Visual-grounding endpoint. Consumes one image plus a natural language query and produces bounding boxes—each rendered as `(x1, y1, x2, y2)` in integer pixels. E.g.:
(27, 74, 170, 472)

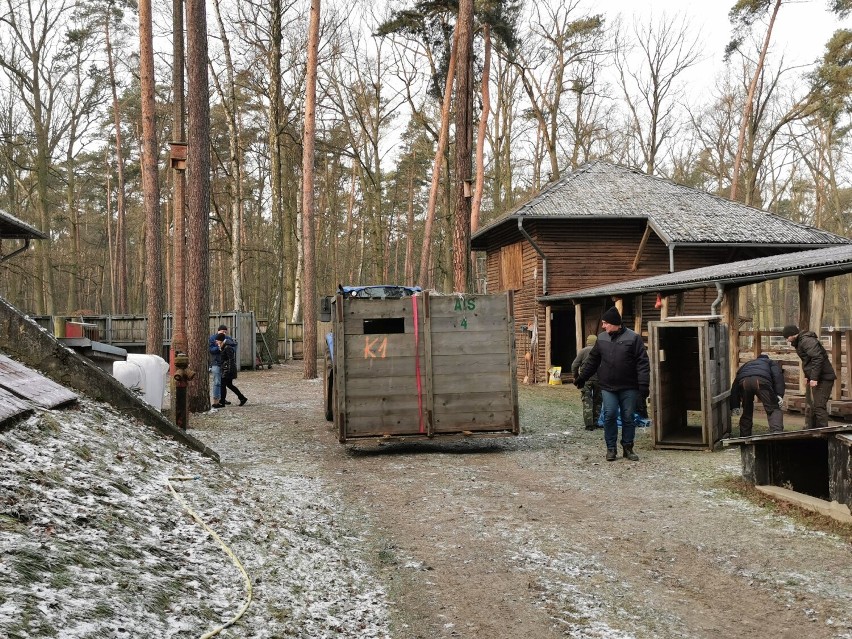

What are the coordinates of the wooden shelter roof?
(0, 209, 46, 240)
(472, 161, 851, 250)
(540, 245, 852, 302)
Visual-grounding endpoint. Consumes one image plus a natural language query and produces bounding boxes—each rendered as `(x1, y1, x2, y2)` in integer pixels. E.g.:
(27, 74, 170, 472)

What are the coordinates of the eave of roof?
(0, 210, 47, 240)
(539, 245, 852, 303)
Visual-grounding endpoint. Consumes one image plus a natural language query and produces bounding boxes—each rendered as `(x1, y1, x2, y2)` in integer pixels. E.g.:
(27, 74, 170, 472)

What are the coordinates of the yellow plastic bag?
(548, 366, 562, 385)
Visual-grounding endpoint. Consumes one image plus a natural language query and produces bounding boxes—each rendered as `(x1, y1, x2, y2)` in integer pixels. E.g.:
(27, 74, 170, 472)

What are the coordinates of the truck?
(320, 286, 519, 443)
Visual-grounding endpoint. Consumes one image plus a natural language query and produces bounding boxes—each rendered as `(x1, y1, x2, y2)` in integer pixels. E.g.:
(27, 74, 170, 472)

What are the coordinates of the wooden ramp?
(0, 386, 34, 427)
(0, 354, 78, 409)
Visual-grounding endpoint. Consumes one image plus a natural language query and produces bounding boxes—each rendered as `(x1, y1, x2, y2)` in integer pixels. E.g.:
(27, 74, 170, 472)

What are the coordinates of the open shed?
(471, 161, 849, 384)
(545, 245, 852, 421)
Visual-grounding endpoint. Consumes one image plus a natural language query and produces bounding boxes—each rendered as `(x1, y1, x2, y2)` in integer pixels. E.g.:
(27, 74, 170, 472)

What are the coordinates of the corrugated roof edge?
(539, 245, 852, 302)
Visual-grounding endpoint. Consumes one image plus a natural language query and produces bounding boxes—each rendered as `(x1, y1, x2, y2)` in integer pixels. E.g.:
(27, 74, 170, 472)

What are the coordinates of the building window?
(499, 243, 522, 290)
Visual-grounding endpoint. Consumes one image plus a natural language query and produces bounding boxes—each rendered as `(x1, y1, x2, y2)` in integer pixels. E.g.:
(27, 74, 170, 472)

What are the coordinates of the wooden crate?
(331, 291, 519, 443)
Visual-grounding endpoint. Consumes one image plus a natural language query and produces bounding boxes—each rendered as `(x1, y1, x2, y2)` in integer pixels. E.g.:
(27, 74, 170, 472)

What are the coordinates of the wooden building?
(470, 161, 850, 383)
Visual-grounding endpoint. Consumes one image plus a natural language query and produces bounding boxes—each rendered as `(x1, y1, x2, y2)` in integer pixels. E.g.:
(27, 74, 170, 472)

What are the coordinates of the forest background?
(1, 0, 852, 404)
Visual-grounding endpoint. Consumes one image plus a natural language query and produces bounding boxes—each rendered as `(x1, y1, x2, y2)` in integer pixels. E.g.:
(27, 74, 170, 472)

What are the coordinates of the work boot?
(622, 445, 639, 461)
(606, 448, 617, 461)
(238, 396, 248, 406)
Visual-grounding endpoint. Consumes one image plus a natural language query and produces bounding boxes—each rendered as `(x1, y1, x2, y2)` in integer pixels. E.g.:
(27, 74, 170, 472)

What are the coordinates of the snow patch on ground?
(0, 399, 391, 638)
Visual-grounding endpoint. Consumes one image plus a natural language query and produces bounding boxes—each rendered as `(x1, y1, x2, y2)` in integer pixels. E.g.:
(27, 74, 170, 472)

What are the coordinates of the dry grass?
(718, 476, 852, 544)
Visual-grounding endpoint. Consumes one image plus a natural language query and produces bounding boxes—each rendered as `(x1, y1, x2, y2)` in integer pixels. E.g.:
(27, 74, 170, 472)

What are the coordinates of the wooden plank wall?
(337, 293, 518, 440)
(480, 219, 806, 384)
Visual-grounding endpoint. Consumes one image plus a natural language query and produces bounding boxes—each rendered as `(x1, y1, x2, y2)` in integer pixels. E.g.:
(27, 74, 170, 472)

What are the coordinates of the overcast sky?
(600, 0, 851, 88)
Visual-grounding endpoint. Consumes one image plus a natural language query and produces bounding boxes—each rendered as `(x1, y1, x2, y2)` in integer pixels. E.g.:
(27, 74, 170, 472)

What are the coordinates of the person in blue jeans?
(574, 306, 650, 462)
(209, 324, 233, 408)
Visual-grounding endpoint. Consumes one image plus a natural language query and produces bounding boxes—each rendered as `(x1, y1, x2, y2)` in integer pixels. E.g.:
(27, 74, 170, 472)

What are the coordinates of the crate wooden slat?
(0, 354, 77, 409)
(332, 291, 519, 442)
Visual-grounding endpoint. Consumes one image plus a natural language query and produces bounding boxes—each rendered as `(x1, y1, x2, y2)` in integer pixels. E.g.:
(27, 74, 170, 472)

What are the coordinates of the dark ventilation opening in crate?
(363, 317, 405, 334)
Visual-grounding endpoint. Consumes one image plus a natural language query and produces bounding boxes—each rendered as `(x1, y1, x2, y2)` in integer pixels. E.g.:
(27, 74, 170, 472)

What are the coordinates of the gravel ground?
(2, 360, 851, 638)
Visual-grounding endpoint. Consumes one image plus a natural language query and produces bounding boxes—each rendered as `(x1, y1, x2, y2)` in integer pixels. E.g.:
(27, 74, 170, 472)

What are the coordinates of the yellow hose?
(167, 476, 253, 638)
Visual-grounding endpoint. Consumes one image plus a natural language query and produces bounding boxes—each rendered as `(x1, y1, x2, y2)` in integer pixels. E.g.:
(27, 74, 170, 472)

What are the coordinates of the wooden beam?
(832, 330, 842, 401)
(675, 292, 685, 316)
(614, 297, 623, 316)
(721, 286, 739, 384)
(809, 278, 826, 334)
(633, 295, 643, 335)
(631, 223, 652, 272)
(575, 303, 584, 352)
(846, 331, 852, 401)
(544, 304, 552, 377)
(798, 276, 811, 333)
(659, 295, 669, 320)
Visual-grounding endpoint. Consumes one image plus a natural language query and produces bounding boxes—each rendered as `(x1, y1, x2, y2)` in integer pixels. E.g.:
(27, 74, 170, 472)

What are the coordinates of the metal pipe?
(710, 281, 724, 315)
(517, 218, 547, 295)
(0, 238, 31, 263)
(668, 244, 675, 273)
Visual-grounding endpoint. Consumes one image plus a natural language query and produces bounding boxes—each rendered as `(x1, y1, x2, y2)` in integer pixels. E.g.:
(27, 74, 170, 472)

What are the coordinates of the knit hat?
(585, 334, 597, 346)
(217, 324, 228, 331)
(601, 306, 622, 325)
(781, 325, 799, 338)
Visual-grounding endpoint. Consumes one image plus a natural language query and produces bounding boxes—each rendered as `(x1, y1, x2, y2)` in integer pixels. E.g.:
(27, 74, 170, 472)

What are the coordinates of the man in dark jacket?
(571, 334, 601, 430)
(209, 324, 236, 408)
(729, 353, 785, 437)
(782, 325, 836, 429)
(574, 306, 650, 462)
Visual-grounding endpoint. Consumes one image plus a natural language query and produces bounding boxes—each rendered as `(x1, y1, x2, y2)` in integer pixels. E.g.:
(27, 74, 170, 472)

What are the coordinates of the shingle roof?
(540, 245, 852, 302)
(472, 161, 851, 247)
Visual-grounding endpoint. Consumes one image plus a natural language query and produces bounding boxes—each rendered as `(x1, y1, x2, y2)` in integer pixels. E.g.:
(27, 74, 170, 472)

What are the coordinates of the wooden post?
(797, 277, 811, 393)
(675, 292, 685, 316)
(798, 276, 811, 333)
(831, 330, 842, 401)
(845, 330, 852, 400)
(544, 304, 552, 377)
(614, 297, 623, 316)
(753, 329, 762, 358)
(809, 279, 826, 334)
(575, 302, 583, 352)
(633, 294, 643, 336)
(659, 295, 669, 320)
(722, 286, 739, 385)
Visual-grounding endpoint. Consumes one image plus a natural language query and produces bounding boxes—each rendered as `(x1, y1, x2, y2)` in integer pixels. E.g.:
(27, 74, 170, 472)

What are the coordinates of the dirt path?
(193, 363, 852, 639)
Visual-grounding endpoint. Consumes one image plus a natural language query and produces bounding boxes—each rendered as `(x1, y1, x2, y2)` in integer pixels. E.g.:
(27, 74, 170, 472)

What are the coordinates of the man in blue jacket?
(729, 353, 785, 437)
(574, 306, 650, 462)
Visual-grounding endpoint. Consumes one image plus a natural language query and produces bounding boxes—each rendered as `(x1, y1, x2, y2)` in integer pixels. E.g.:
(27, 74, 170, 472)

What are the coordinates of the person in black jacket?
(215, 335, 247, 407)
(782, 325, 836, 429)
(574, 306, 650, 462)
(729, 353, 785, 437)
(571, 334, 601, 430)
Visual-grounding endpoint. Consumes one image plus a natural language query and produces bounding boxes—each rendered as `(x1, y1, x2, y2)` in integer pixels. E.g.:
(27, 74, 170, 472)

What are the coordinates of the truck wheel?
(323, 346, 334, 422)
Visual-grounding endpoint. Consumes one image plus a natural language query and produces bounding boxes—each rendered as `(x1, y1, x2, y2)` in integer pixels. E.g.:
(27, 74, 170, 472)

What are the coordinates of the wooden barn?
(470, 161, 851, 383)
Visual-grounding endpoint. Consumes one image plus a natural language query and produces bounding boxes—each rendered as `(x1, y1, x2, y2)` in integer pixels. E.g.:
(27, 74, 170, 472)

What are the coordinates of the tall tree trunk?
(452, 0, 474, 293)
(419, 29, 458, 290)
(105, 16, 129, 313)
(301, 0, 320, 379)
(212, 0, 244, 311)
(730, 0, 781, 202)
(185, 0, 211, 411)
(404, 156, 416, 286)
(471, 23, 491, 236)
(140, 0, 164, 354)
(171, 0, 187, 355)
(265, 0, 284, 359)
